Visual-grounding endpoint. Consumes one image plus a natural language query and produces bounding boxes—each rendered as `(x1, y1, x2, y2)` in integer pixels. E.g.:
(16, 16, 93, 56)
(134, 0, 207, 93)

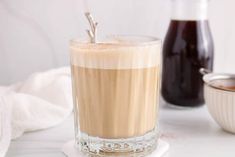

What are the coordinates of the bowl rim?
(203, 73, 235, 92)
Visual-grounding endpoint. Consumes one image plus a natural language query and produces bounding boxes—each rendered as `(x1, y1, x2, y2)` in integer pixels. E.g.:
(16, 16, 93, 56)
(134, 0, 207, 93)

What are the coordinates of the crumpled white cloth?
(0, 67, 73, 157)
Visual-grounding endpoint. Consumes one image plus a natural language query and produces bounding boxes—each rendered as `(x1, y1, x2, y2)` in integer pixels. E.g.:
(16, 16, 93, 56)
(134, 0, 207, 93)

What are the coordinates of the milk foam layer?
(70, 42, 161, 69)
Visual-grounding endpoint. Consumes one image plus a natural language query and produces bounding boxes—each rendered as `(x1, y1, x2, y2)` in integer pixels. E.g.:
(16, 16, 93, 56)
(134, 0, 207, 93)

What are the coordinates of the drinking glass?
(69, 35, 161, 156)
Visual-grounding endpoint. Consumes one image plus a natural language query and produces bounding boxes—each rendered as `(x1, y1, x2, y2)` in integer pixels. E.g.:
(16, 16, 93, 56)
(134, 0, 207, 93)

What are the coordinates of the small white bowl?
(202, 70, 235, 134)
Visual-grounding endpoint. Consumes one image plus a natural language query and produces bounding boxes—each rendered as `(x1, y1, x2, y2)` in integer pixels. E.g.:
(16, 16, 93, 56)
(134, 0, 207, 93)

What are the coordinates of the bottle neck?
(171, 0, 209, 21)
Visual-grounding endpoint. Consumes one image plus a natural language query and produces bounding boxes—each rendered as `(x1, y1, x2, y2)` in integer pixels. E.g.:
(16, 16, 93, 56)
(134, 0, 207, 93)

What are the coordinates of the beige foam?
(70, 42, 161, 69)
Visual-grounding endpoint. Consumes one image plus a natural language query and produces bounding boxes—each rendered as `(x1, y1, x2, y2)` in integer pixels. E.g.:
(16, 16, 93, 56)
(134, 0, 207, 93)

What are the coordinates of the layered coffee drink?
(70, 36, 161, 156)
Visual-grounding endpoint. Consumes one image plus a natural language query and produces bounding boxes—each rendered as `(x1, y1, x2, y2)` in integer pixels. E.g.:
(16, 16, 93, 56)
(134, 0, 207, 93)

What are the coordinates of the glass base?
(75, 129, 158, 157)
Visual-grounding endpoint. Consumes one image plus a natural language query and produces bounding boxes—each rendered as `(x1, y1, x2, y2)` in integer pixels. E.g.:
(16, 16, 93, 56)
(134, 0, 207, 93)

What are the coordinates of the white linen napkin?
(0, 67, 73, 157)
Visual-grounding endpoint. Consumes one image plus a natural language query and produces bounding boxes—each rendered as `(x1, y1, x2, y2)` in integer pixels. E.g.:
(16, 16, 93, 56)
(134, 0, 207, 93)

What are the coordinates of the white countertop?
(6, 103, 235, 157)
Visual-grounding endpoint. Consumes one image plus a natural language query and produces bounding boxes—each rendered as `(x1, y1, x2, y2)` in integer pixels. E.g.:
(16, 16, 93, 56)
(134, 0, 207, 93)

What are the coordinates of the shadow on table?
(159, 101, 234, 138)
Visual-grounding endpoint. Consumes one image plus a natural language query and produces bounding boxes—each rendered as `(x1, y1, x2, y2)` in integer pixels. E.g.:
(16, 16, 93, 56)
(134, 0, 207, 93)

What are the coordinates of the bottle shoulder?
(163, 20, 214, 55)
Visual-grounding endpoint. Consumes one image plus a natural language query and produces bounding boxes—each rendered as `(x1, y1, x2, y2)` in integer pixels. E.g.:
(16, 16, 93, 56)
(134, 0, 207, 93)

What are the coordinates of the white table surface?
(6, 103, 235, 157)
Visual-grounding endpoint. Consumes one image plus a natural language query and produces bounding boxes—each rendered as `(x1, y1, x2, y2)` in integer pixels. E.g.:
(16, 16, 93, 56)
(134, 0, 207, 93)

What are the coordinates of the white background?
(0, 0, 233, 84)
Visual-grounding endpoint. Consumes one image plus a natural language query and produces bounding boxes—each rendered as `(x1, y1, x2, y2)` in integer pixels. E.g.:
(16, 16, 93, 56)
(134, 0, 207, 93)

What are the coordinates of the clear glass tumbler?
(69, 36, 162, 156)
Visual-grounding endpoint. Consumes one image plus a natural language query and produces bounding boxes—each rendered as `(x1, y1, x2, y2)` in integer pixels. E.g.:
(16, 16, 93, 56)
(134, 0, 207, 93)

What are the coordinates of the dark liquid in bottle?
(162, 20, 214, 107)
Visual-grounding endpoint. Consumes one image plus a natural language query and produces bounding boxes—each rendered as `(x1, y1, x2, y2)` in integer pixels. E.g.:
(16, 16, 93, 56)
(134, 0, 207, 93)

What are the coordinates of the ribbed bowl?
(204, 84, 235, 133)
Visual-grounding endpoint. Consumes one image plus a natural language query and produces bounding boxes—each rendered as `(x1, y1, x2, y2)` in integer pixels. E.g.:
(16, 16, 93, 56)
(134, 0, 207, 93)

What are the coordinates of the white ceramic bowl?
(203, 71, 235, 134)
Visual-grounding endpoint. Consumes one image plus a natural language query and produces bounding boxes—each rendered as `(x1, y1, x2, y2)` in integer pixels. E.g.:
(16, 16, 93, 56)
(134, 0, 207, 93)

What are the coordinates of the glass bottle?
(162, 0, 214, 107)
